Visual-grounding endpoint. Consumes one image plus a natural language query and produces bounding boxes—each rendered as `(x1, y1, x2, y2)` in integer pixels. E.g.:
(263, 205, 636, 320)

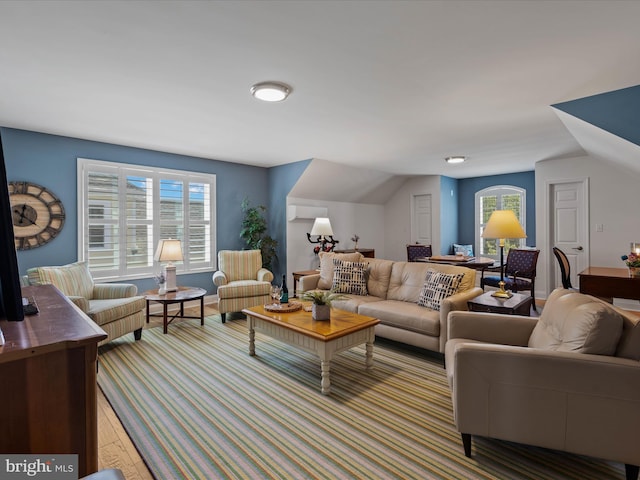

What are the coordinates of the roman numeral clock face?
(9, 181, 66, 250)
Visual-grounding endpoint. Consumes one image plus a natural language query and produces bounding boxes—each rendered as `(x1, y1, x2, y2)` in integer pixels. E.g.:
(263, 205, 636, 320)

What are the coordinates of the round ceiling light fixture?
(445, 156, 466, 164)
(250, 81, 292, 102)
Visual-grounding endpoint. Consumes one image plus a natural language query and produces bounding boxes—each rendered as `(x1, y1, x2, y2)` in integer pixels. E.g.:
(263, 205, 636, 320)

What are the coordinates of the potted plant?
(301, 290, 347, 320)
(240, 197, 278, 271)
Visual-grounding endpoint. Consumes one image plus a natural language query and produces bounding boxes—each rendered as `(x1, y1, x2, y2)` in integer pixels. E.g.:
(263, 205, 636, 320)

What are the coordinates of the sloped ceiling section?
(553, 109, 640, 173)
(289, 159, 411, 204)
(553, 85, 640, 147)
(552, 84, 640, 172)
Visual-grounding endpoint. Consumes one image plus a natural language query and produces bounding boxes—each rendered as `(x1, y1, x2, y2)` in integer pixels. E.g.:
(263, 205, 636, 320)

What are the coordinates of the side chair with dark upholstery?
(553, 247, 573, 289)
(481, 248, 540, 309)
(406, 244, 432, 262)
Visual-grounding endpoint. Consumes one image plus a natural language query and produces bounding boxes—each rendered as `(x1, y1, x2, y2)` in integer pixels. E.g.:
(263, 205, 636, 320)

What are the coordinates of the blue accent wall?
(458, 171, 536, 247)
(553, 84, 640, 147)
(267, 159, 312, 280)
(0, 127, 270, 294)
(440, 176, 459, 255)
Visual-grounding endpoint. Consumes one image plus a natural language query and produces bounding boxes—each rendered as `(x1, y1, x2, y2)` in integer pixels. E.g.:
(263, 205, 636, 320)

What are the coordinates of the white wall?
(286, 196, 384, 291)
(384, 176, 441, 261)
(536, 153, 640, 307)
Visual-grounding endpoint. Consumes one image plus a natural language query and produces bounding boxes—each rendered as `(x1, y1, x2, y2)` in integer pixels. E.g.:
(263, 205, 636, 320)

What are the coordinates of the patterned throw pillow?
(418, 270, 465, 311)
(331, 260, 369, 295)
(453, 243, 474, 257)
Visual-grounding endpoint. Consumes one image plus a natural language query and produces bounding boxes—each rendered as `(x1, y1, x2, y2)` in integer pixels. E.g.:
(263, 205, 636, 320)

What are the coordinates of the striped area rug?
(98, 317, 624, 480)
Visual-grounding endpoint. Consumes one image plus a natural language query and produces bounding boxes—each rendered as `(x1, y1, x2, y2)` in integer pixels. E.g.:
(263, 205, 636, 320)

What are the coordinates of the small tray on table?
(264, 302, 303, 313)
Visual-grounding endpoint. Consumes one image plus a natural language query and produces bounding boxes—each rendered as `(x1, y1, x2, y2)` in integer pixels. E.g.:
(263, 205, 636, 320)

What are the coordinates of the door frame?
(545, 177, 590, 294)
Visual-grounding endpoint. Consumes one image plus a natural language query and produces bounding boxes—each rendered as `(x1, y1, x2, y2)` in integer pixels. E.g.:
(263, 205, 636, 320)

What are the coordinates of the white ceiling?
(1, 0, 639, 179)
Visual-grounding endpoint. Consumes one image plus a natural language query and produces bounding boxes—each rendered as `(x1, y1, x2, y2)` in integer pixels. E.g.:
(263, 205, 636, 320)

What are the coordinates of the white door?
(413, 194, 432, 245)
(550, 180, 589, 290)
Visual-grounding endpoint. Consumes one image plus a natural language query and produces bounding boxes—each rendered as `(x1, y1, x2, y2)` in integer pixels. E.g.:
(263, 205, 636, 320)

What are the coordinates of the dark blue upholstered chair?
(406, 244, 432, 262)
(481, 248, 540, 310)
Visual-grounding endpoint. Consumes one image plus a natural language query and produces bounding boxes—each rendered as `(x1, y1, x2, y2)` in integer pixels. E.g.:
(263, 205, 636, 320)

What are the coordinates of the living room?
(2, 1, 640, 479)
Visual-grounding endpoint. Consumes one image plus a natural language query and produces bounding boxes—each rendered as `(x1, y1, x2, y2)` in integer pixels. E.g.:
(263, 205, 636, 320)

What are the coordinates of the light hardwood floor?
(97, 303, 221, 479)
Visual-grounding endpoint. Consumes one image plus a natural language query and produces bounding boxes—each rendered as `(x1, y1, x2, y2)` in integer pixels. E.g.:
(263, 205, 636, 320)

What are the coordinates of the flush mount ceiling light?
(445, 156, 466, 164)
(250, 81, 292, 102)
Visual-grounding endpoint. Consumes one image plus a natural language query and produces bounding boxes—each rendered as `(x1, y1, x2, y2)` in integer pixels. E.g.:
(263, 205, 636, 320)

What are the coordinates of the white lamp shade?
(481, 210, 527, 239)
(154, 239, 183, 262)
(310, 217, 334, 236)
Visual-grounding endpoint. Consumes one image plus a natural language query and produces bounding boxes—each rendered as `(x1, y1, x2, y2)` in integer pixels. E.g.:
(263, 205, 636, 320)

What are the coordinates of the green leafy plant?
(240, 197, 278, 271)
(301, 290, 347, 306)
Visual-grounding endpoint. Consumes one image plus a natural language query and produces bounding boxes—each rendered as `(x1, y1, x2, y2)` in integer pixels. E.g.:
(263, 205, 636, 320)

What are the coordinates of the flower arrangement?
(351, 234, 360, 250)
(313, 243, 336, 255)
(621, 252, 640, 268)
(153, 272, 166, 285)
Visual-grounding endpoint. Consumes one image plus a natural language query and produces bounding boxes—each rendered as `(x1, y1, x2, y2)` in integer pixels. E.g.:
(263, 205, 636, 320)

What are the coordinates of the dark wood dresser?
(0, 284, 107, 477)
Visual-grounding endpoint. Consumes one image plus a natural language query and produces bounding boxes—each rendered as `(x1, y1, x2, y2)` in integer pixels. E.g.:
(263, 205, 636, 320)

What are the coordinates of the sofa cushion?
(331, 260, 368, 295)
(88, 296, 146, 326)
(217, 280, 272, 299)
(615, 312, 640, 360)
(359, 299, 441, 336)
(363, 258, 394, 299)
(27, 261, 95, 299)
(317, 252, 363, 289)
(528, 291, 624, 355)
(387, 262, 474, 303)
(417, 270, 465, 311)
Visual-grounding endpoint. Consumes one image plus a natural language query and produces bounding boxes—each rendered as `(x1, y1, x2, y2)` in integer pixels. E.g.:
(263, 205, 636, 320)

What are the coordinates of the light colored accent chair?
(212, 249, 274, 323)
(26, 261, 146, 346)
(445, 288, 640, 480)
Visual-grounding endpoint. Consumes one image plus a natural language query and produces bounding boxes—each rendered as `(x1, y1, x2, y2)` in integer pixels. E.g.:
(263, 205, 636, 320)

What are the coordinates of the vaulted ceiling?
(1, 1, 639, 179)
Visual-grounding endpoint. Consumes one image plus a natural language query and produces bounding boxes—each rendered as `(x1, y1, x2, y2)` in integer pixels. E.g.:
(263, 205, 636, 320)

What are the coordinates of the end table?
(145, 286, 207, 334)
(467, 291, 533, 317)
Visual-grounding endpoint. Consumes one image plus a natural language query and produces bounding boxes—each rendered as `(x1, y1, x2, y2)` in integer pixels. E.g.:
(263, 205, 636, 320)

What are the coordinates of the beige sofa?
(299, 252, 482, 353)
(445, 288, 640, 479)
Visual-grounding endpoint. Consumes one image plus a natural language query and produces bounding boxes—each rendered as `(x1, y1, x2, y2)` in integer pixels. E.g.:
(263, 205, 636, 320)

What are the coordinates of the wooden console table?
(0, 284, 107, 477)
(578, 266, 640, 303)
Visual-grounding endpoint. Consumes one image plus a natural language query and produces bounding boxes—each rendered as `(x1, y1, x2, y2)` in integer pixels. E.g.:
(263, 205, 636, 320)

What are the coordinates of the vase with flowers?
(351, 234, 360, 251)
(621, 252, 640, 278)
(154, 272, 167, 294)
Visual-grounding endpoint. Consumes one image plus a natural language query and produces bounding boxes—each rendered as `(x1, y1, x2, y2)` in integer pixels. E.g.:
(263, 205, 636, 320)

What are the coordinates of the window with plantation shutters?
(475, 185, 525, 260)
(77, 158, 216, 281)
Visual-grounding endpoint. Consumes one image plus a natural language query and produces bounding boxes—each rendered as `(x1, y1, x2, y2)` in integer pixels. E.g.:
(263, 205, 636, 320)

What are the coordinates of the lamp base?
(163, 264, 178, 292)
(491, 281, 512, 298)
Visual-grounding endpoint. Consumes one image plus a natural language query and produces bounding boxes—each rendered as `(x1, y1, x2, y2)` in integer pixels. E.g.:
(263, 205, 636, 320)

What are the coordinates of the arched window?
(475, 185, 526, 259)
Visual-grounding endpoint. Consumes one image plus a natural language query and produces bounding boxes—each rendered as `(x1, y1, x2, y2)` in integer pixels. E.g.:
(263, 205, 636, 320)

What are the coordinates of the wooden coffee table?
(145, 286, 207, 334)
(242, 304, 380, 395)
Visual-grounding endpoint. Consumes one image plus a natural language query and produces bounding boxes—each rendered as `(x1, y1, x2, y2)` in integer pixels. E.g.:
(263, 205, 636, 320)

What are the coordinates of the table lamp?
(154, 239, 183, 292)
(307, 217, 339, 252)
(481, 210, 526, 298)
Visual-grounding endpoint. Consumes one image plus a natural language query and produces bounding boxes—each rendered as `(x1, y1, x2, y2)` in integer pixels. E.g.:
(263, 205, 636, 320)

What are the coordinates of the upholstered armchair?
(212, 249, 274, 323)
(445, 288, 640, 480)
(26, 261, 146, 346)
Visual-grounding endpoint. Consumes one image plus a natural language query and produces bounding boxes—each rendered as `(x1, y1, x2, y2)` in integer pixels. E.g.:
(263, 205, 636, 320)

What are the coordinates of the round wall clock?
(8, 181, 66, 250)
